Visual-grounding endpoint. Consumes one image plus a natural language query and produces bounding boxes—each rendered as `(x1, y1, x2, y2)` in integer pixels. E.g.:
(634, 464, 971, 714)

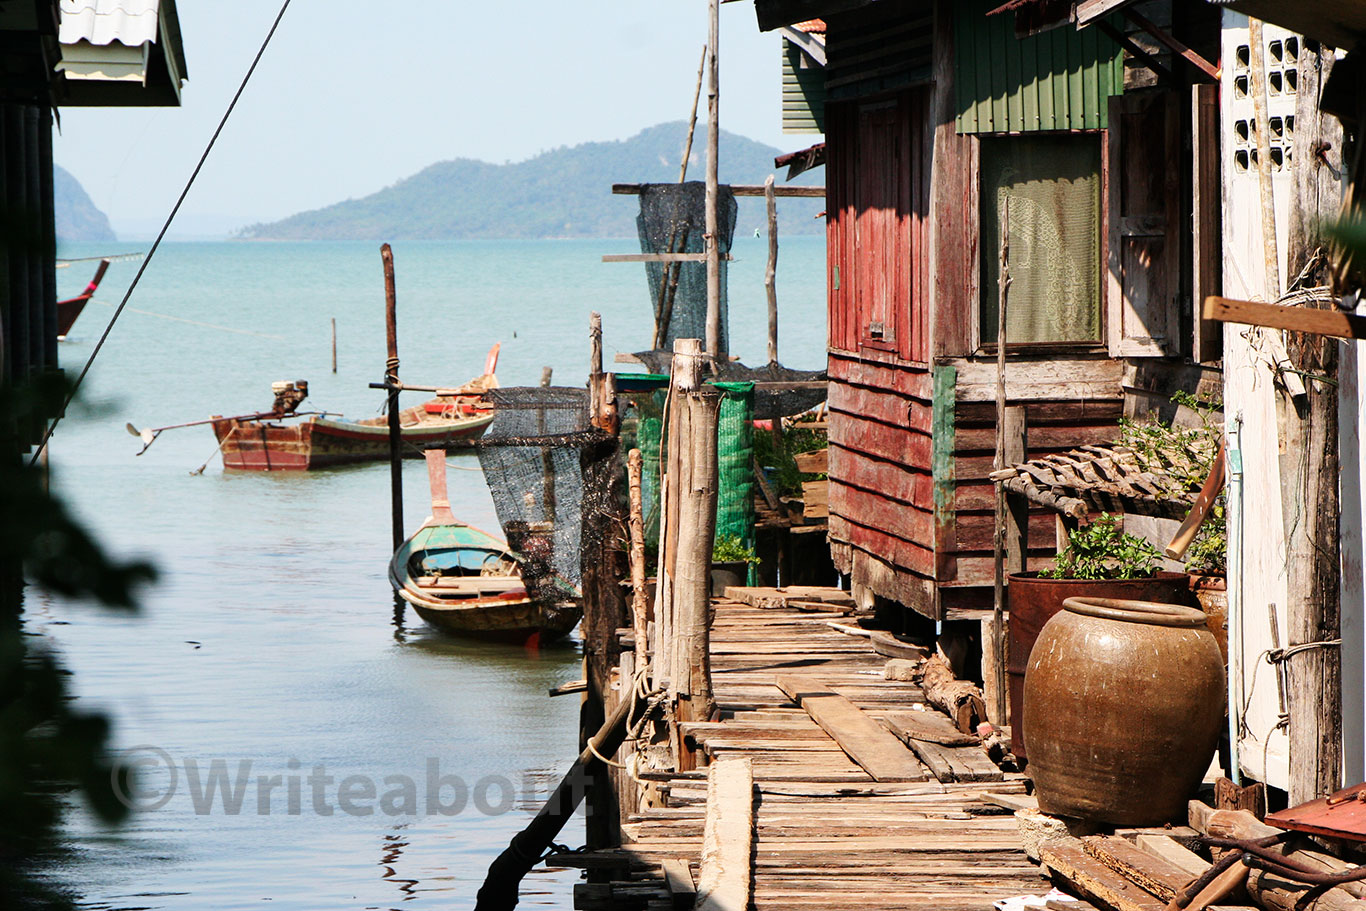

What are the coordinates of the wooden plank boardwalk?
(552, 592, 1049, 910)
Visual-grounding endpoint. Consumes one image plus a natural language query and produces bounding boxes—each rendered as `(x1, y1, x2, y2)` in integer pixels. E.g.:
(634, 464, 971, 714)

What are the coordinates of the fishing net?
(636, 182, 738, 352)
(475, 386, 603, 600)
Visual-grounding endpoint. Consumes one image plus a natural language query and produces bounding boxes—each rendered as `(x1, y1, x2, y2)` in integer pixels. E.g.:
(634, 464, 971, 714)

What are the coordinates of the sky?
(53, 2, 790, 239)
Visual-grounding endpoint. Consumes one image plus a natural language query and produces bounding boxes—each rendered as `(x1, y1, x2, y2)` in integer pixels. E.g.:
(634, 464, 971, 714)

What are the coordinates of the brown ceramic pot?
(1023, 597, 1225, 826)
(1007, 571, 1190, 758)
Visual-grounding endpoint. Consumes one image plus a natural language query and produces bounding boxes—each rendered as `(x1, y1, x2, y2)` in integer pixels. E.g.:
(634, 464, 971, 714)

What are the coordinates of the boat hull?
(388, 513, 581, 644)
(402, 591, 582, 643)
(212, 408, 493, 470)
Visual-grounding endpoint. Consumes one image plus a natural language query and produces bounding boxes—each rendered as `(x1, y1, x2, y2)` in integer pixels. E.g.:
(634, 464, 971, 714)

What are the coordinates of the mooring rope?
(30, 0, 295, 466)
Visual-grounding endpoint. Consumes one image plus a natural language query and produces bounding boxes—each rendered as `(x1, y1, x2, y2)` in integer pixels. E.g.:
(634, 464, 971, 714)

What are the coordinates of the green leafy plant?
(1119, 391, 1226, 576)
(752, 417, 826, 497)
(712, 534, 760, 565)
(1041, 513, 1162, 580)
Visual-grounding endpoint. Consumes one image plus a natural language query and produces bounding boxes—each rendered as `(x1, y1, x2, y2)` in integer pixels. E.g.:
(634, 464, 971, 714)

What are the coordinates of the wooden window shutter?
(1192, 83, 1222, 363)
(1107, 90, 1183, 357)
(854, 101, 903, 352)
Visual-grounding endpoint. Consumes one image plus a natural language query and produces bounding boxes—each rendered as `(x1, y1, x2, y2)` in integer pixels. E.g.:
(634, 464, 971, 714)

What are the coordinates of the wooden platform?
(551, 591, 1049, 910)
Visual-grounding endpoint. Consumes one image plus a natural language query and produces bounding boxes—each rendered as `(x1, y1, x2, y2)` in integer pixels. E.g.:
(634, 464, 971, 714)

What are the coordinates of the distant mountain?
(238, 122, 824, 240)
(54, 166, 116, 242)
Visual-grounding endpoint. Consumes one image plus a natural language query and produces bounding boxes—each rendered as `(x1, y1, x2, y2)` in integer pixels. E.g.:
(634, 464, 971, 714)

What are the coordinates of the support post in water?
(765, 173, 779, 365)
(331, 316, 337, 373)
(381, 244, 403, 552)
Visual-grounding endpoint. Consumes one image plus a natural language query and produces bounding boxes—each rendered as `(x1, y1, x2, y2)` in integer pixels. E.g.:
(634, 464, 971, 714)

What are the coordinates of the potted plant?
(711, 534, 760, 593)
(1008, 513, 1190, 758)
(1184, 496, 1227, 662)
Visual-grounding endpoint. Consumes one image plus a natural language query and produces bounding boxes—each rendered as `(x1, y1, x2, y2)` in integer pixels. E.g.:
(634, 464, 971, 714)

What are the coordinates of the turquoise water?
(33, 237, 827, 909)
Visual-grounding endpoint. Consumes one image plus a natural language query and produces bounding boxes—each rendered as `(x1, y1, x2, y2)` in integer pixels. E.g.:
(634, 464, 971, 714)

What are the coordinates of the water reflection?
(378, 830, 419, 902)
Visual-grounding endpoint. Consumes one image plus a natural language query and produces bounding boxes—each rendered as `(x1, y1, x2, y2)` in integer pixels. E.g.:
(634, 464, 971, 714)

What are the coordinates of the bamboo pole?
(1248, 18, 1281, 299)
(704, 0, 722, 358)
(765, 174, 779, 365)
(381, 244, 403, 552)
(331, 317, 337, 373)
(628, 448, 650, 669)
(990, 201, 1012, 727)
(653, 46, 708, 351)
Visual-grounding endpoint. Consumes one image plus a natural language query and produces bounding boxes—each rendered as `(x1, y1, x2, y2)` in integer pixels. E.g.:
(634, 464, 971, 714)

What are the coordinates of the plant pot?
(1024, 597, 1224, 826)
(710, 561, 749, 595)
(1007, 570, 1190, 759)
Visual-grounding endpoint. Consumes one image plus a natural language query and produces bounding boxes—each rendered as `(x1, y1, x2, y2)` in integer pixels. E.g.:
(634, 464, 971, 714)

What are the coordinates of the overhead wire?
(30, 0, 295, 467)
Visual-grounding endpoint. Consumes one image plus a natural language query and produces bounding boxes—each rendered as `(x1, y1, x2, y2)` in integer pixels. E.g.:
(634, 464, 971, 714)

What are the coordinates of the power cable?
(30, 0, 295, 466)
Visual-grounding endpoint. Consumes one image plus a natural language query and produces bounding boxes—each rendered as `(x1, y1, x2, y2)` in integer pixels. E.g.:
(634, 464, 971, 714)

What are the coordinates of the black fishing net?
(475, 387, 603, 599)
(620, 355, 828, 421)
(637, 182, 738, 352)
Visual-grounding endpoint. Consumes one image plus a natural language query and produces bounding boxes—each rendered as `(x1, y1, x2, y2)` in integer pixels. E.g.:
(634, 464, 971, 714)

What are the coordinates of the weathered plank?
(695, 758, 754, 911)
(776, 676, 928, 782)
(1039, 840, 1168, 911)
(1081, 835, 1197, 902)
(881, 710, 979, 747)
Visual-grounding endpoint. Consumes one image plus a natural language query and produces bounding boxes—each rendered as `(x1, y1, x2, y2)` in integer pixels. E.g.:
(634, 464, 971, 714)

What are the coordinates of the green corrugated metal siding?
(782, 38, 825, 134)
(954, 2, 1124, 134)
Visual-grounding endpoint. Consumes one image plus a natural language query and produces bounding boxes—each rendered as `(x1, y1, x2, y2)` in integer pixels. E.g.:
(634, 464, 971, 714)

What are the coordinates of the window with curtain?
(979, 134, 1102, 346)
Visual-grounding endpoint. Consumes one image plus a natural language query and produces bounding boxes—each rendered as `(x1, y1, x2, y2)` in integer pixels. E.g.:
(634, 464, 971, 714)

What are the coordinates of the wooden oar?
(1165, 438, 1227, 560)
(125, 410, 320, 455)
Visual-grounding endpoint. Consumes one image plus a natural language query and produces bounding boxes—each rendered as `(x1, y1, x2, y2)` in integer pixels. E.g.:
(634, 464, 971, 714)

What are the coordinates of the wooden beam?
(1121, 8, 1220, 82)
(602, 253, 731, 263)
(1095, 18, 1175, 83)
(660, 858, 696, 910)
(613, 182, 824, 197)
(694, 758, 753, 911)
(1203, 295, 1366, 340)
(776, 676, 928, 781)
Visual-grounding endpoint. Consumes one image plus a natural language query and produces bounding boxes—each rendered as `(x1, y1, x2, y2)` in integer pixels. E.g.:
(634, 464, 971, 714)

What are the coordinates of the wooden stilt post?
(628, 449, 650, 669)
(765, 174, 779, 366)
(667, 338, 720, 750)
(704, 0, 723, 359)
(580, 313, 627, 849)
(989, 203, 1012, 727)
(331, 317, 337, 373)
(381, 244, 403, 553)
(1280, 44, 1344, 805)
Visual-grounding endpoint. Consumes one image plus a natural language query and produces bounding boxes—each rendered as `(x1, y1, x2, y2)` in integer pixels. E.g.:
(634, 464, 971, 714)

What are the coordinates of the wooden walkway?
(552, 590, 1048, 911)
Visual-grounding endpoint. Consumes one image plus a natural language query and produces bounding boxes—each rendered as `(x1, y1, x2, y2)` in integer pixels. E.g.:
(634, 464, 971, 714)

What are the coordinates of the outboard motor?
(271, 380, 309, 415)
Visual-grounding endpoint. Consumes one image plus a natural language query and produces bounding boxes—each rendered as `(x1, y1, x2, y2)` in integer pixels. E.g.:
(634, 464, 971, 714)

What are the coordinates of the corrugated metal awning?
(55, 0, 187, 106)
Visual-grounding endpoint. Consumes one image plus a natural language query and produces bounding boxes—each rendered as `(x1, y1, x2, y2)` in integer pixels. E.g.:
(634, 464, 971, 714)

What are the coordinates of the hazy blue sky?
(53, 2, 791, 238)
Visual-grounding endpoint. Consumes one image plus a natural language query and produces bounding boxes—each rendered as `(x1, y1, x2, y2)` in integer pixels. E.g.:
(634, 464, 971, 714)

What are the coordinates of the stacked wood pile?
(988, 442, 1209, 521)
(1035, 802, 1366, 911)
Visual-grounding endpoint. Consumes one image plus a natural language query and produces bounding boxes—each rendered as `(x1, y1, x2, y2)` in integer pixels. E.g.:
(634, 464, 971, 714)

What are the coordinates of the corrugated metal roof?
(954, 0, 1123, 133)
(59, 0, 161, 47)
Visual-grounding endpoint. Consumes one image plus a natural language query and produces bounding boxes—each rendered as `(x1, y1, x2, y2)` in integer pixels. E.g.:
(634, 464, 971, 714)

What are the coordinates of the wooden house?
(754, 0, 1224, 622)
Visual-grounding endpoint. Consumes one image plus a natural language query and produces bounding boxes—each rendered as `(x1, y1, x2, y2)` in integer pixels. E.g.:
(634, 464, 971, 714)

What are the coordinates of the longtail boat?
(57, 258, 110, 338)
(210, 345, 499, 471)
(389, 450, 581, 643)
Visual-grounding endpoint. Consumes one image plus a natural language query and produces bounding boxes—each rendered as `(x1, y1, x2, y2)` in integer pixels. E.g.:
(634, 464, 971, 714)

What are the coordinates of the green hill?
(54, 166, 116, 242)
(239, 122, 824, 240)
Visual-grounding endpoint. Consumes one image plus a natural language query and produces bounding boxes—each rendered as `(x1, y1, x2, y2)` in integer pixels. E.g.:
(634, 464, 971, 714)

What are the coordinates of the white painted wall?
(1219, 12, 1301, 790)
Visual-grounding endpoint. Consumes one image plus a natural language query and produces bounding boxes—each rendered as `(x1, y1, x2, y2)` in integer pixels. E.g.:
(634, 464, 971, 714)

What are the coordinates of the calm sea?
(33, 236, 827, 910)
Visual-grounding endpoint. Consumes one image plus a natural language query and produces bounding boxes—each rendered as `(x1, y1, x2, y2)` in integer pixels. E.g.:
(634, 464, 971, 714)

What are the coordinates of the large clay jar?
(1024, 597, 1224, 826)
(1007, 571, 1190, 758)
